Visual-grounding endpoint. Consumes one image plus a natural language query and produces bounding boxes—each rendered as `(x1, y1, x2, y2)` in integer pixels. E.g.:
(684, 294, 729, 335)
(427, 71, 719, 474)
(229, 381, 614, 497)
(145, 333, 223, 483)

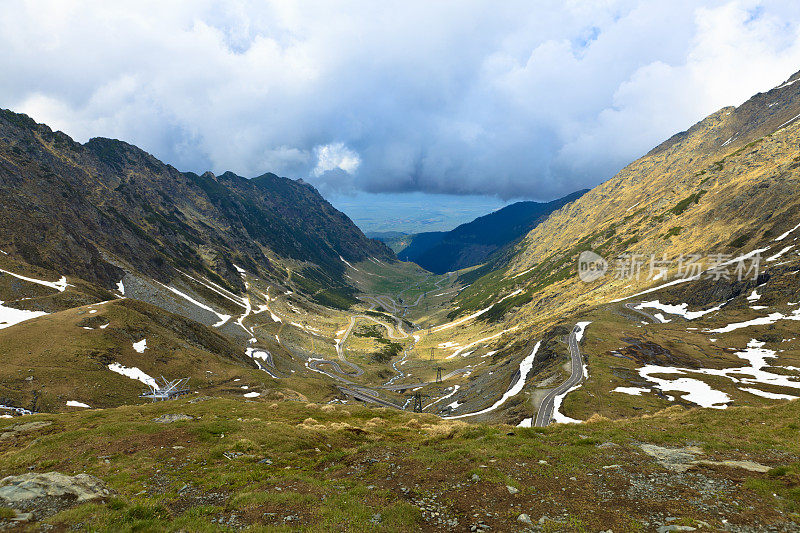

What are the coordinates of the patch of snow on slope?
(654, 313, 670, 323)
(66, 401, 90, 408)
(0, 302, 47, 329)
(445, 327, 519, 359)
(630, 339, 800, 405)
(639, 366, 731, 409)
(636, 300, 723, 320)
(747, 290, 761, 302)
(574, 321, 591, 343)
(612, 387, 650, 396)
(132, 339, 147, 353)
(775, 221, 800, 241)
(709, 310, 800, 333)
(767, 245, 795, 261)
(243, 392, 260, 398)
(116, 280, 125, 295)
(159, 283, 231, 327)
(776, 78, 800, 89)
(339, 256, 360, 272)
(0, 268, 69, 292)
(740, 387, 798, 400)
(552, 384, 583, 423)
(778, 112, 800, 130)
(444, 341, 540, 419)
(107, 363, 156, 388)
(426, 385, 460, 409)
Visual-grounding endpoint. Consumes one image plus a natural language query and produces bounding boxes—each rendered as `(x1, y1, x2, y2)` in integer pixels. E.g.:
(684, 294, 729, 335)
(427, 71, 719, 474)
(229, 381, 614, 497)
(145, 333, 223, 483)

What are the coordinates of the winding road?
(534, 325, 584, 427)
(624, 302, 660, 323)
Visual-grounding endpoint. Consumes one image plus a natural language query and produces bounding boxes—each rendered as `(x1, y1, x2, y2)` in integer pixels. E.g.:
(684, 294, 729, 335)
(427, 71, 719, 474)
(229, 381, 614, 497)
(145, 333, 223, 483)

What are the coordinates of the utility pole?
(412, 392, 426, 412)
(436, 366, 443, 383)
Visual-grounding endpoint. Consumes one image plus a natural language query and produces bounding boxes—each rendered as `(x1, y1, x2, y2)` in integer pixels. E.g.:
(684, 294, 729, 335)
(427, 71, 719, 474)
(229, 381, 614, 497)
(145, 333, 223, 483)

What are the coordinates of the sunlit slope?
(453, 71, 800, 326)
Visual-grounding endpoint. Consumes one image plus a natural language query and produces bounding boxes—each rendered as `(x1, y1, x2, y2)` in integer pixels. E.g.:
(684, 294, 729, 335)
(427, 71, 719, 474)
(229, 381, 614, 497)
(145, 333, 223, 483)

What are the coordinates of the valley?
(2, 69, 800, 531)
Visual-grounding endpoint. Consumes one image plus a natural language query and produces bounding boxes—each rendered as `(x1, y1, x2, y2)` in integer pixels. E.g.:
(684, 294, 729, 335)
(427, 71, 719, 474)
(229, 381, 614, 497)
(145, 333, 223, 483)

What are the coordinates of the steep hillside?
(451, 70, 800, 323)
(421, 70, 800, 427)
(398, 191, 587, 274)
(0, 109, 392, 300)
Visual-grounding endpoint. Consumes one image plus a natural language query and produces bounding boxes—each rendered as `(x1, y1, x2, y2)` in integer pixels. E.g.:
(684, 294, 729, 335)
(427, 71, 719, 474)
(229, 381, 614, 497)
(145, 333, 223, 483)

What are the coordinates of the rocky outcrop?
(0, 472, 110, 519)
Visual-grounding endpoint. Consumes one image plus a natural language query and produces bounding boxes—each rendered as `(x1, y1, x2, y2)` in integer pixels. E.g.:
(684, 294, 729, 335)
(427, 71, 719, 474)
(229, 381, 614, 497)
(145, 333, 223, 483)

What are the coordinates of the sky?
(3, 1, 800, 232)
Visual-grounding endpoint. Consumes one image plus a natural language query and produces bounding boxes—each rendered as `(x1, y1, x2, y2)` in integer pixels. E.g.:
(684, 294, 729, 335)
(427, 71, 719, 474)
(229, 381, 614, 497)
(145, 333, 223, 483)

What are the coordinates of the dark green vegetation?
(398, 190, 587, 274)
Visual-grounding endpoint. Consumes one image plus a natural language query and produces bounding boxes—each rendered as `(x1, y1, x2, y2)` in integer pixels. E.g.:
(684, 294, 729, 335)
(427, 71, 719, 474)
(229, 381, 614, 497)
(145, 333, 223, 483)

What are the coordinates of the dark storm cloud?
(3, 0, 800, 199)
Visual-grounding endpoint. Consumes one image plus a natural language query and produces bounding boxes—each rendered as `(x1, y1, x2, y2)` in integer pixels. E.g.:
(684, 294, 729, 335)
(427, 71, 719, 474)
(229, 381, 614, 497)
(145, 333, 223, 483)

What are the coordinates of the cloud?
(2, 0, 800, 199)
(313, 143, 360, 177)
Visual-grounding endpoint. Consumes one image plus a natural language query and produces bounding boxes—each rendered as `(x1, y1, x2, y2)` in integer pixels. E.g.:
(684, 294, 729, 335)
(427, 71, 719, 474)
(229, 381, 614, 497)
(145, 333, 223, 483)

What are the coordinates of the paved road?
(534, 325, 584, 427)
(337, 386, 403, 409)
(624, 302, 660, 323)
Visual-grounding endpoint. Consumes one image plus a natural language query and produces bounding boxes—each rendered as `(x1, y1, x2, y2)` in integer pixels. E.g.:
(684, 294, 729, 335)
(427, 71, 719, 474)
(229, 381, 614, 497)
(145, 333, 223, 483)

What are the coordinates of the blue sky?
(3, 1, 800, 232)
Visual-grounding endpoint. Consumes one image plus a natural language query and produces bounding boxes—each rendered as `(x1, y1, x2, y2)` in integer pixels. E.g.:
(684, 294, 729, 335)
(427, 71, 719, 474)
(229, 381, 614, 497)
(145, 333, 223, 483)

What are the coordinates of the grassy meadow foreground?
(1, 397, 800, 531)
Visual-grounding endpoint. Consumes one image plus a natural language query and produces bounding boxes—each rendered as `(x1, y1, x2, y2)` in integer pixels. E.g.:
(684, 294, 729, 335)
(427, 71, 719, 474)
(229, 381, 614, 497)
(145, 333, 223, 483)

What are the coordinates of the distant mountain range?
(393, 191, 587, 274)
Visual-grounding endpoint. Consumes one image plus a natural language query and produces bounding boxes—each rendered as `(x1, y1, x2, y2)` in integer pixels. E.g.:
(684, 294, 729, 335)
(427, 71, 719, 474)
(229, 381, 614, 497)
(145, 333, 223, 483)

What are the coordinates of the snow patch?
(639, 366, 731, 409)
(159, 283, 231, 327)
(636, 300, 723, 320)
(66, 401, 90, 408)
(0, 268, 69, 292)
(574, 321, 591, 342)
(107, 363, 156, 388)
(775, 221, 800, 241)
(767, 245, 795, 261)
(709, 310, 800, 333)
(740, 387, 798, 400)
(0, 302, 47, 329)
(132, 339, 147, 353)
(612, 387, 649, 396)
(444, 341, 540, 419)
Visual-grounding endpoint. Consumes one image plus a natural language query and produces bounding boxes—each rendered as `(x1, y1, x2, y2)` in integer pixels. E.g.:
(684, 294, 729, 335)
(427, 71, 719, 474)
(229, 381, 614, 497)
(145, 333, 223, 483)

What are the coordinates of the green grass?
(0, 392, 798, 530)
(670, 190, 707, 216)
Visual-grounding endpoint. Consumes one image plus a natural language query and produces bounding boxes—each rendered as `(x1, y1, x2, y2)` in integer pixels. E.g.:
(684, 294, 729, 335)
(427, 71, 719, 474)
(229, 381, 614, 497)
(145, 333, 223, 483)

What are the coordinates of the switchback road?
(534, 325, 584, 427)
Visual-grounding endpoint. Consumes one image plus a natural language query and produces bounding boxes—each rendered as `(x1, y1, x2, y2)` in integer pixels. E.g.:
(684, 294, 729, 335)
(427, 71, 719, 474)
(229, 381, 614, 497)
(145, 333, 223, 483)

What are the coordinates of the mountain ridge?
(397, 190, 588, 274)
(0, 109, 393, 302)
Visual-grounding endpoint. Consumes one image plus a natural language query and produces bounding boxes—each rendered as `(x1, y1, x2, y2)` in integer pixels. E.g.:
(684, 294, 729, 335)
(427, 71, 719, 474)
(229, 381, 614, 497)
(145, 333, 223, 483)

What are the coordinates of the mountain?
(437, 69, 800, 426)
(397, 190, 587, 274)
(2, 70, 800, 533)
(0, 108, 395, 412)
(0, 109, 392, 303)
(365, 230, 411, 253)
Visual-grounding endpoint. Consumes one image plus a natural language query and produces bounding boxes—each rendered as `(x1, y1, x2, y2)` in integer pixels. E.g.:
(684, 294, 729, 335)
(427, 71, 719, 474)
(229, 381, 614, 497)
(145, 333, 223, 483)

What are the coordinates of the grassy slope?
(1, 397, 799, 531)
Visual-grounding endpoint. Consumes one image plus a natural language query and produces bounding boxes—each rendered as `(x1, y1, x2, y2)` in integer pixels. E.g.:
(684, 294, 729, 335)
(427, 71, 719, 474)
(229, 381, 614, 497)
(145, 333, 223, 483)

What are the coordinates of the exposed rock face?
(0, 109, 392, 300)
(639, 444, 771, 473)
(153, 413, 195, 423)
(0, 472, 110, 518)
(0, 421, 52, 440)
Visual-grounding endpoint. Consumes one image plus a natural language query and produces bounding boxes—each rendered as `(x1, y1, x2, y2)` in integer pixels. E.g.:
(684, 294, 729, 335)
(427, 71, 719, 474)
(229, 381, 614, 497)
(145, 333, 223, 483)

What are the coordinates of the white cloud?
(313, 143, 360, 176)
(2, 0, 800, 199)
